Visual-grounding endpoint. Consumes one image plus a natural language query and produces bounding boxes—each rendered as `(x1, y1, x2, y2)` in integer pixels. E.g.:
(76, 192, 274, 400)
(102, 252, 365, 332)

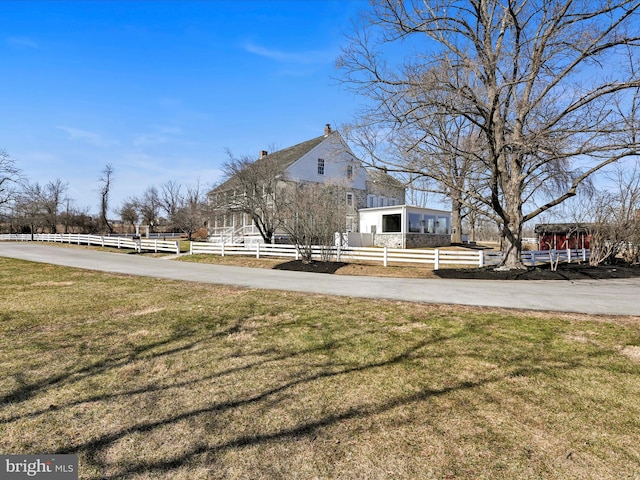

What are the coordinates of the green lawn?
(1, 256, 639, 479)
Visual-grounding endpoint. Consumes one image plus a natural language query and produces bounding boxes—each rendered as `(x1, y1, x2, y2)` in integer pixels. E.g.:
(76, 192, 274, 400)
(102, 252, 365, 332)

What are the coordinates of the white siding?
(285, 134, 367, 189)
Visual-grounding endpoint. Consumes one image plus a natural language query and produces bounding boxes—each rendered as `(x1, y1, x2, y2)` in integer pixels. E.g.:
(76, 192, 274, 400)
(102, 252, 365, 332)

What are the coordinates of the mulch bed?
(435, 262, 640, 280)
(273, 259, 640, 280)
(273, 260, 348, 274)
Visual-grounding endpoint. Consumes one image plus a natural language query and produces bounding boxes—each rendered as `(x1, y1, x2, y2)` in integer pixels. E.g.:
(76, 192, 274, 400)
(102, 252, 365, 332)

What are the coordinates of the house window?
(346, 192, 354, 207)
(346, 165, 353, 179)
(367, 195, 374, 208)
(318, 158, 325, 175)
(382, 214, 401, 233)
(346, 217, 356, 232)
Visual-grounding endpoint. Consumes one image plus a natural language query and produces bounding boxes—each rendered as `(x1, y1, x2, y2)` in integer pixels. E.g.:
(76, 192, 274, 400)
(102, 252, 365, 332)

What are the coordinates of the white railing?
(0, 233, 180, 254)
(208, 225, 262, 244)
(191, 242, 588, 270)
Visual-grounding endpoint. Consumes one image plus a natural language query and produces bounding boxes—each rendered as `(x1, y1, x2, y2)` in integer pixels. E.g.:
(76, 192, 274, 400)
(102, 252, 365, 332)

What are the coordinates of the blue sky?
(1, 0, 367, 214)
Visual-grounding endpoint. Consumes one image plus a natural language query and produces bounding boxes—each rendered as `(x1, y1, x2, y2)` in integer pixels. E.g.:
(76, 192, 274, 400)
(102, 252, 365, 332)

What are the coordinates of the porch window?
(382, 214, 401, 233)
(424, 215, 436, 233)
(408, 213, 421, 233)
(436, 216, 450, 234)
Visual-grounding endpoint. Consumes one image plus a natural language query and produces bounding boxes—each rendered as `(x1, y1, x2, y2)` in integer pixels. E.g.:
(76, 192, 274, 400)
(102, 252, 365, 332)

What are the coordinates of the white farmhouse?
(208, 124, 451, 248)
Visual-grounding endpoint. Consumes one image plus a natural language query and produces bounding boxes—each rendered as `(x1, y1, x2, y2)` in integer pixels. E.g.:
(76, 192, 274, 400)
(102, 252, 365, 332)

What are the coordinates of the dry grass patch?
(1, 257, 639, 479)
(620, 345, 640, 362)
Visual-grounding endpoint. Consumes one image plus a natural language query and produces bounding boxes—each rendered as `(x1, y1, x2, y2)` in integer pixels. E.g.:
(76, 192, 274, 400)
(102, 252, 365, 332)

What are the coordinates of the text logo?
(1, 455, 78, 479)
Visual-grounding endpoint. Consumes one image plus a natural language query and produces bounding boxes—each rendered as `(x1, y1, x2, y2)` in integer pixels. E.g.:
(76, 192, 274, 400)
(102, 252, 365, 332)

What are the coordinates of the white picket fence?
(0, 233, 180, 254)
(189, 241, 590, 270)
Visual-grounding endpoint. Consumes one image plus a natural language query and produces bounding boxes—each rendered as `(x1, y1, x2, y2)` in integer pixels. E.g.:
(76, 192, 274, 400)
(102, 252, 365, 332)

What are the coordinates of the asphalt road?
(1, 243, 639, 316)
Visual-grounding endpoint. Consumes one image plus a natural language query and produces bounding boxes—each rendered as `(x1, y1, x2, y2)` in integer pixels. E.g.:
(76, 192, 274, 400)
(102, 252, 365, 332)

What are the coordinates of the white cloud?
(57, 126, 118, 148)
(132, 134, 170, 147)
(244, 41, 332, 64)
(132, 126, 183, 147)
(7, 36, 39, 49)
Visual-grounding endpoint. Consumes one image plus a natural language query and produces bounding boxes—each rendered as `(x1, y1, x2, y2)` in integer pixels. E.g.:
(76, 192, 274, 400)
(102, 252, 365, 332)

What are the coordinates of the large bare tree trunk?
(451, 197, 463, 244)
(500, 214, 525, 270)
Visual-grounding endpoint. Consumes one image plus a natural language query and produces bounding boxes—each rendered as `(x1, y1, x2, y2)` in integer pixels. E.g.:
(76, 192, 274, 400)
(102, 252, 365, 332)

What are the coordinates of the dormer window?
(318, 158, 325, 175)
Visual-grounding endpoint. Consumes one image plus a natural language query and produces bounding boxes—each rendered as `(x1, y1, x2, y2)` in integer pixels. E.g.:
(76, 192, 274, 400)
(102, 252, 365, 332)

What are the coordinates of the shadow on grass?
(2, 309, 624, 479)
(0, 322, 244, 408)
(43, 329, 598, 479)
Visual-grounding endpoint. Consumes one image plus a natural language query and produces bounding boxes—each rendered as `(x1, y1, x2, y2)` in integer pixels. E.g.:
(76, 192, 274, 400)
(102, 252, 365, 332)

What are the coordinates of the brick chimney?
(324, 124, 332, 137)
(259, 150, 268, 159)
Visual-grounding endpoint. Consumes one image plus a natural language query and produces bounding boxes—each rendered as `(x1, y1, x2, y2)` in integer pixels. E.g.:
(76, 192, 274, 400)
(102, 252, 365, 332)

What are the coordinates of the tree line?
(0, 154, 210, 241)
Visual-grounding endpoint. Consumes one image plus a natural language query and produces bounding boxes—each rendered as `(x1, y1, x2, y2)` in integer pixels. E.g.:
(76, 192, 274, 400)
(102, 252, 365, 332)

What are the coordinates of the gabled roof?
(211, 133, 328, 193)
(366, 168, 406, 190)
(534, 223, 592, 234)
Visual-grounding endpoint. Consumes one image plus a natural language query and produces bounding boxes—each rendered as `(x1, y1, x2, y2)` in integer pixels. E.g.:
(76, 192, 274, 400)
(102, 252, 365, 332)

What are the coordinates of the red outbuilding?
(534, 223, 591, 250)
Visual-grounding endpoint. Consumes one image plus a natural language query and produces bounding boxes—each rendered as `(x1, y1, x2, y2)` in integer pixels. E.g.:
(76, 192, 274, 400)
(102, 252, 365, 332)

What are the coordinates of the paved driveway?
(1, 243, 639, 316)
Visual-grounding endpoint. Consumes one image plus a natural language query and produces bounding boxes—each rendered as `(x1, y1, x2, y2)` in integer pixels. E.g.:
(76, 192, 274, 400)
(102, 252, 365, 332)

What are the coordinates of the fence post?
(256, 242, 260, 259)
(154, 239, 158, 253)
(567, 248, 571, 263)
(337, 244, 341, 262)
(478, 250, 484, 267)
(434, 248, 440, 270)
(189, 241, 193, 255)
(383, 246, 388, 267)
(530, 251, 536, 267)
(221, 242, 225, 257)
(582, 248, 587, 262)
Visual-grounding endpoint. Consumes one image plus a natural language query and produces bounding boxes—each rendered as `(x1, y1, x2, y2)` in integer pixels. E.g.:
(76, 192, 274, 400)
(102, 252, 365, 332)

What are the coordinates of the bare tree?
(279, 182, 348, 263)
(585, 162, 640, 265)
(171, 180, 209, 241)
(160, 180, 182, 219)
(211, 149, 289, 244)
(98, 164, 114, 234)
(59, 198, 95, 234)
(339, 0, 640, 269)
(14, 182, 46, 239)
(41, 179, 67, 234)
(118, 198, 139, 233)
(13, 180, 69, 235)
(0, 149, 21, 212)
(137, 186, 161, 230)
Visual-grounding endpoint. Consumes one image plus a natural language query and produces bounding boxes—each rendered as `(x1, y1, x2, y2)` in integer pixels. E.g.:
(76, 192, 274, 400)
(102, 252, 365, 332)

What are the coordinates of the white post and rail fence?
(0, 234, 589, 270)
(0, 233, 180, 254)
(187, 241, 589, 270)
